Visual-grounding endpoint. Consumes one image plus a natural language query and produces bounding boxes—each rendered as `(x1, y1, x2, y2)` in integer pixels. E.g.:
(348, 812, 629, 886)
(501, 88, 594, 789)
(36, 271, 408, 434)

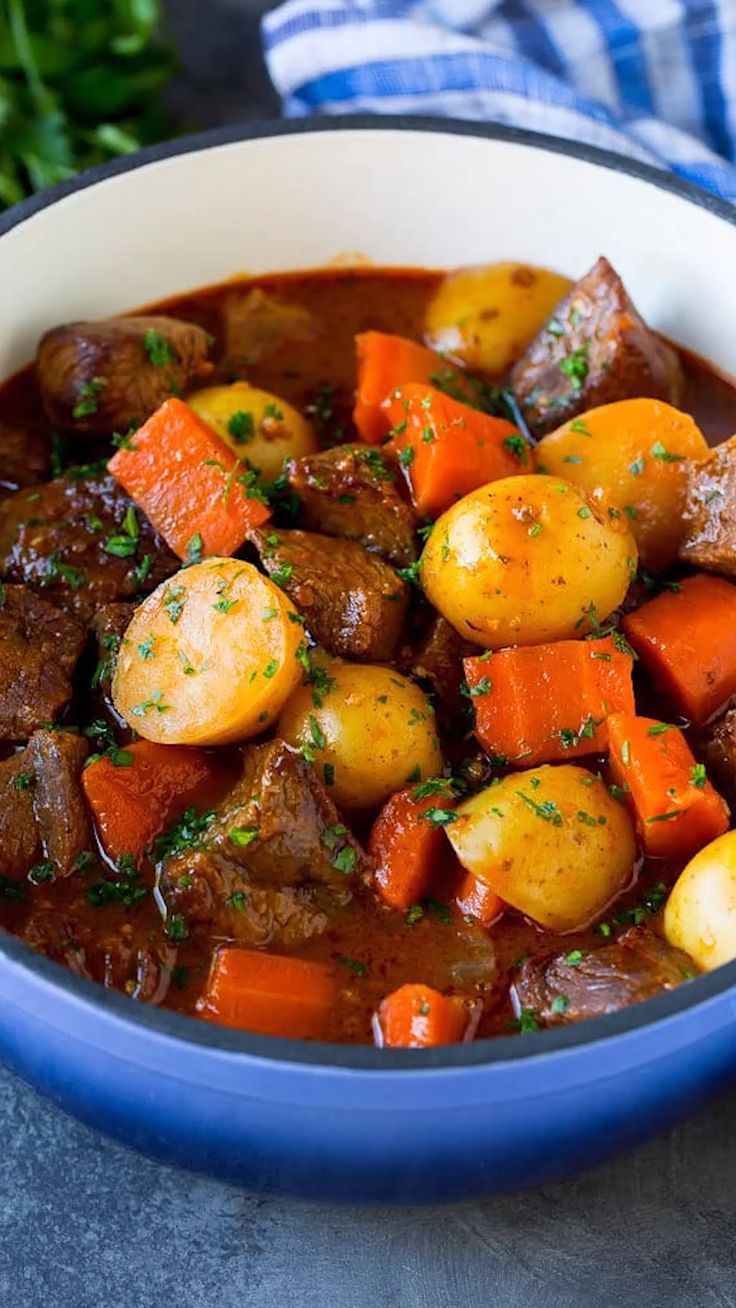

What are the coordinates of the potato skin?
(537, 399, 708, 572)
(448, 764, 636, 931)
(188, 381, 317, 481)
(664, 830, 736, 971)
(113, 559, 304, 745)
(424, 262, 572, 375)
(420, 474, 637, 649)
(278, 661, 442, 809)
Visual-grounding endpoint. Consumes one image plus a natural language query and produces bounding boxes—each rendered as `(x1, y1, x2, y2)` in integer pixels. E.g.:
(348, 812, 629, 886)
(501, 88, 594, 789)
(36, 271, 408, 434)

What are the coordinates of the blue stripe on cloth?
(262, 0, 736, 203)
(684, 0, 734, 161)
(583, 0, 654, 114)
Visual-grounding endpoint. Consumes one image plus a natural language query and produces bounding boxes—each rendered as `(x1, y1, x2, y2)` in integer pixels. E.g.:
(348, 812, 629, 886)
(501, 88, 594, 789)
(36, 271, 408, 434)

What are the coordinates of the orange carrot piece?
(354, 331, 465, 444)
(386, 383, 530, 516)
(368, 787, 451, 910)
(608, 713, 729, 859)
(376, 983, 475, 1048)
(200, 948, 337, 1039)
(622, 574, 736, 724)
(465, 636, 635, 767)
(82, 739, 221, 863)
(455, 873, 504, 927)
(108, 397, 271, 560)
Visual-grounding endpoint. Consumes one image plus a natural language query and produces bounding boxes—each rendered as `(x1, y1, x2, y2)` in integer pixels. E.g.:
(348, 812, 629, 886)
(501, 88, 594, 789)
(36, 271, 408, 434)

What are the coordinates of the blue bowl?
(2, 119, 736, 1202)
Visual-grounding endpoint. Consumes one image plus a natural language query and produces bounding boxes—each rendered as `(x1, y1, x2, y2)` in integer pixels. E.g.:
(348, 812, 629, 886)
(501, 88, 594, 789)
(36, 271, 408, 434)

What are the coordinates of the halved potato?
(188, 381, 317, 481)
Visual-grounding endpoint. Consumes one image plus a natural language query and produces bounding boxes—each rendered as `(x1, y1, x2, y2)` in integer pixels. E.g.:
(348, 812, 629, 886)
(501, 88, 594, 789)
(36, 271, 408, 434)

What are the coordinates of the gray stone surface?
(3, 2, 736, 1304)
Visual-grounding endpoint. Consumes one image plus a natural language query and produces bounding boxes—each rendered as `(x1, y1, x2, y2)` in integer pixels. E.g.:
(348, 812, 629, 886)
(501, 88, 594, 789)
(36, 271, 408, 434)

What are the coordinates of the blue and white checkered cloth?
(262, 0, 736, 203)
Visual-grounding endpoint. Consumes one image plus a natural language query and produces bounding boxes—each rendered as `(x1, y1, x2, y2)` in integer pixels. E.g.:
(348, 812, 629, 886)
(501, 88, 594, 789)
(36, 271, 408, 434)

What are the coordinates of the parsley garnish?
(144, 329, 176, 367)
(72, 376, 107, 419)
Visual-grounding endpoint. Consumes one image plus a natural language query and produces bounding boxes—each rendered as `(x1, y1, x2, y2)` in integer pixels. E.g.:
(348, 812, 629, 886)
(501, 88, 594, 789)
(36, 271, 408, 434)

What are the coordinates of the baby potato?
(537, 399, 708, 572)
(664, 830, 736, 971)
(420, 474, 636, 648)
(424, 262, 572, 375)
(448, 764, 636, 931)
(113, 558, 304, 746)
(278, 660, 442, 809)
(188, 381, 317, 481)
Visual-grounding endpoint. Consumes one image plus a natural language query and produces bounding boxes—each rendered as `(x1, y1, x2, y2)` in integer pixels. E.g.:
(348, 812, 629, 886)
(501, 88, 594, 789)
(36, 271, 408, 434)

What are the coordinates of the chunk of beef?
(250, 526, 409, 662)
(696, 706, 736, 807)
(29, 730, 91, 876)
(0, 421, 49, 494)
(409, 614, 475, 720)
(0, 729, 90, 881)
(21, 909, 175, 1003)
(204, 739, 369, 888)
(90, 601, 136, 694)
(0, 586, 85, 740)
(159, 849, 334, 949)
(679, 434, 736, 576)
(0, 475, 177, 619)
(512, 928, 694, 1027)
(510, 257, 683, 436)
(0, 748, 41, 880)
(221, 288, 321, 370)
(36, 315, 213, 435)
(157, 740, 364, 946)
(287, 444, 417, 567)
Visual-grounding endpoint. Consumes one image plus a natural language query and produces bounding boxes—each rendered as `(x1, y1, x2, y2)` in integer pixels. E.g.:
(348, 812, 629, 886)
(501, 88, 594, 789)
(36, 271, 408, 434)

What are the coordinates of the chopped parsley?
(559, 345, 589, 392)
(690, 763, 707, 789)
(420, 807, 457, 827)
(143, 329, 176, 367)
(72, 376, 107, 419)
(516, 790, 563, 826)
(153, 807, 216, 862)
(338, 956, 368, 978)
(227, 410, 255, 443)
(229, 826, 260, 848)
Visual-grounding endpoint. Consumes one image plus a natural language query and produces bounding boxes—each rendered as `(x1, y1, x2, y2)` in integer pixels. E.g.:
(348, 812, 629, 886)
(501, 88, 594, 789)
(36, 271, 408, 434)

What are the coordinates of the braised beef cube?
(696, 706, 736, 807)
(250, 527, 409, 662)
(288, 444, 417, 567)
(90, 601, 136, 693)
(30, 730, 91, 876)
(511, 257, 683, 436)
(0, 475, 177, 619)
(203, 739, 369, 888)
(159, 849, 334, 949)
(0, 586, 85, 740)
(21, 909, 175, 1003)
(679, 434, 736, 576)
(220, 288, 322, 370)
(36, 315, 212, 435)
(409, 614, 475, 720)
(512, 928, 694, 1027)
(0, 748, 42, 880)
(0, 421, 49, 493)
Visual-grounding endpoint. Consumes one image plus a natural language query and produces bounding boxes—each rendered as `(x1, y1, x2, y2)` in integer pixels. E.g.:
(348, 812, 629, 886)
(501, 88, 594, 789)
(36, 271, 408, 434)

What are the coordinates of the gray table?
(3, 4, 736, 1304)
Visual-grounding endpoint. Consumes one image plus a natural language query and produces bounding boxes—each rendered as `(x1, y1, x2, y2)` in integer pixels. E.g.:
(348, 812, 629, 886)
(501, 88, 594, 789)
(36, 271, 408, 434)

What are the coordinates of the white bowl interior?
(1, 127, 735, 384)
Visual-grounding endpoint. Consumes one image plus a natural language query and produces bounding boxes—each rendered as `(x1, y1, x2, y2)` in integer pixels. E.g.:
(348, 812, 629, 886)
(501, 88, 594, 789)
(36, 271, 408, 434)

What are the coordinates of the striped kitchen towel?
(262, 0, 736, 202)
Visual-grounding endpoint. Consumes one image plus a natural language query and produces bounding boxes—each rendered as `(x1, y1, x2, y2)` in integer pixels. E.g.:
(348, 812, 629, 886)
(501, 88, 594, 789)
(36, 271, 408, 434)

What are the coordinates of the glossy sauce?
(2, 268, 736, 1043)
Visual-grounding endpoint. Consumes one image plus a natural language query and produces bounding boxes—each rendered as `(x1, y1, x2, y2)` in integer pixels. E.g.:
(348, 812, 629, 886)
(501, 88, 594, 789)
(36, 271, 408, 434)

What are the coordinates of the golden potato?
(537, 399, 708, 572)
(113, 558, 304, 745)
(664, 830, 736, 971)
(424, 262, 572, 375)
(420, 474, 636, 648)
(448, 764, 635, 931)
(188, 381, 317, 481)
(278, 660, 442, 809)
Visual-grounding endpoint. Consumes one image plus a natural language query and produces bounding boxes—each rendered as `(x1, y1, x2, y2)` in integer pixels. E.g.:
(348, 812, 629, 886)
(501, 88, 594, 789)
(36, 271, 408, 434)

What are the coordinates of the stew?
(2, 257, 736, 1048)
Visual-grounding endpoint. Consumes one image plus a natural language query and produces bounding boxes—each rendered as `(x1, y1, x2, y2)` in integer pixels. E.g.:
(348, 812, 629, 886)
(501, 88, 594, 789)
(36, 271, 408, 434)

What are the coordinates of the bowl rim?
(2, 113, 736, 1075)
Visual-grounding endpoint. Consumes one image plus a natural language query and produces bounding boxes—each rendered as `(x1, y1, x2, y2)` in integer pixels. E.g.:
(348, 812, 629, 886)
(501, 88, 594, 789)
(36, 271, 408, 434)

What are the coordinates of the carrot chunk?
(200, 948, 337, 1039)
(368, 787, 451, 910)
(386, 383, 530, 516)
(465, 636, 635, 767)
(108, 397, 271, 560)
(376, 983, 476, 1048)
(82, 739, 221, 863)
(455, 873, 504, 927)
(622, 574, 736, 724)
(354, 331, 465, 444)
(608, 712, 729, 859)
